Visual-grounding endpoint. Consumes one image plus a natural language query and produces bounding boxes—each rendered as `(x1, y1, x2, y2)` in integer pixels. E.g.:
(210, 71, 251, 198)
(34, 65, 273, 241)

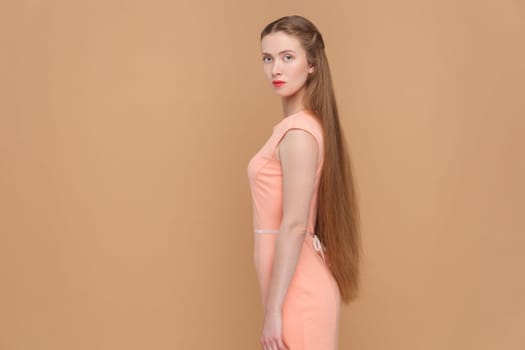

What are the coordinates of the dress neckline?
(282, 109, 307, 119)
(273, 109, 312, 129)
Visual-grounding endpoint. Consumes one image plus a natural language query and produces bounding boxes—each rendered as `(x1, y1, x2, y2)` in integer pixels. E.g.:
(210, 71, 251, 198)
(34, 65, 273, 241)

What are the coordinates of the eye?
(283, 54, 294, 62)
(262, 56, 272, 63)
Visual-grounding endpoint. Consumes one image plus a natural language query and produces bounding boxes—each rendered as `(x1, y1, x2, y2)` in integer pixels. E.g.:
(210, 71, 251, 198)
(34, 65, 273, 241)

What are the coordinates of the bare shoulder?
(275, 128, 319, 163)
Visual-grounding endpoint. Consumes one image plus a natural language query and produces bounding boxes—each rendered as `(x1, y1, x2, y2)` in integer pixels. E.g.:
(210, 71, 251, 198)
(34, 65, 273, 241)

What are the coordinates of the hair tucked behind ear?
(261, 15, 362, 303)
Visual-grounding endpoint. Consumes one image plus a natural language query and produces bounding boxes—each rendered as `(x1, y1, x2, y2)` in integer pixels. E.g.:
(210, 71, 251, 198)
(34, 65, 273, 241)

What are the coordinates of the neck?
(281, 86, 306, 118)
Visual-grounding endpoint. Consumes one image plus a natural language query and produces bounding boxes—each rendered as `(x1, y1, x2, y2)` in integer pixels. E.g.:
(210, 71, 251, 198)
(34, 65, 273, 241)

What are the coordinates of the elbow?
(279, 221, 308, 239)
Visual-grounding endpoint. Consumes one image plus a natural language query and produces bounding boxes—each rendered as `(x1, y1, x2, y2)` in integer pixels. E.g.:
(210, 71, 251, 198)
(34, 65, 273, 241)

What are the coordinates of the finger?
(260, 337, 267, 350)
(277, 338, 289, 350)
(263, 339, 276, 350)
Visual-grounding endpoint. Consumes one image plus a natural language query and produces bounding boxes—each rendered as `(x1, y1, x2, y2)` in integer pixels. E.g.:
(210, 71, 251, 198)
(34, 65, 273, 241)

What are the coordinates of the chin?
(274, 89, 295, 97)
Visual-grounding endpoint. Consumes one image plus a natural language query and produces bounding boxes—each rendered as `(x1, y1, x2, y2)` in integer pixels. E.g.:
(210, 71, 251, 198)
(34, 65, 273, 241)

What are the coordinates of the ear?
(308, 65, 314, 74)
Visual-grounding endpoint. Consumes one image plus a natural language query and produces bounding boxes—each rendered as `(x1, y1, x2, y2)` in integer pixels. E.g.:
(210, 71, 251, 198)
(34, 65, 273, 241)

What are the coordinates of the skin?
(258, 31, 318, 350)
(261, 31, 314, 118)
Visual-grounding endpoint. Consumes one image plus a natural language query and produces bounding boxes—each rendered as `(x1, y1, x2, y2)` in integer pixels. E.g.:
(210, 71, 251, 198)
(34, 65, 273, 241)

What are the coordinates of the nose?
(271, 60, 282, 78)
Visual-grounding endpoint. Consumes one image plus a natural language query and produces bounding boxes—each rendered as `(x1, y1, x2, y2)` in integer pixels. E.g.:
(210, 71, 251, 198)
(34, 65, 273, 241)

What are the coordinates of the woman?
(247, 15, 361, 350)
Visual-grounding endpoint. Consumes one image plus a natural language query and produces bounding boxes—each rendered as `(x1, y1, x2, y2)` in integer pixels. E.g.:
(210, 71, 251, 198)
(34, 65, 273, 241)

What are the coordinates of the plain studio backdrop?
(1, 1, 524, 349)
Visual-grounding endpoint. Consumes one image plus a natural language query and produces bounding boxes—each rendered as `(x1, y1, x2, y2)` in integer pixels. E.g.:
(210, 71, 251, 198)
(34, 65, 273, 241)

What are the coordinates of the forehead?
(261, 31, 304, 54)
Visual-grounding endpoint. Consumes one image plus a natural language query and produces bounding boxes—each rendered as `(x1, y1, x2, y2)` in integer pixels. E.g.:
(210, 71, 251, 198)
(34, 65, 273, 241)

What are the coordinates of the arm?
(260, 129, 319, 349)
(265, 128, 319, 312)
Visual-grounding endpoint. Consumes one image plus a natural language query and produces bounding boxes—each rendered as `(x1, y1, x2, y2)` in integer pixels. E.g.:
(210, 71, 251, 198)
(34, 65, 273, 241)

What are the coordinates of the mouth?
(272, 80, 285, 87)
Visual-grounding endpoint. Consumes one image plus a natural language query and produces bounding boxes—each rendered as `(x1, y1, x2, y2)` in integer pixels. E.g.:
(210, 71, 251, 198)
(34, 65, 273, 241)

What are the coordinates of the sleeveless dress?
(247, 110, 341, 350)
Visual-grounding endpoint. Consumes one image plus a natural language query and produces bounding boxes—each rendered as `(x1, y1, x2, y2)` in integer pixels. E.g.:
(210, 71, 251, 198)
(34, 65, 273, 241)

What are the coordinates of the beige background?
(1, 0, 524, 349)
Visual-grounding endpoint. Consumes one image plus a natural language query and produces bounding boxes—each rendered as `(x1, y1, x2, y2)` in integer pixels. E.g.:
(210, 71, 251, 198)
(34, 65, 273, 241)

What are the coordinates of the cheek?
(290, 63, 308, 80)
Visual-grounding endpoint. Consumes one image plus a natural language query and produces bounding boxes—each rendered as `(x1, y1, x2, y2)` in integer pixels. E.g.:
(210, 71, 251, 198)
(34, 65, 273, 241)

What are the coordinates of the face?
(261, 31, 314, 98)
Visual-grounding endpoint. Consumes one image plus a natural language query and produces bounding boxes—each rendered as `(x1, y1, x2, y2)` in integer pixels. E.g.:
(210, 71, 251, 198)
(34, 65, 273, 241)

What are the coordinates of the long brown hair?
(261, 15, 362, 303)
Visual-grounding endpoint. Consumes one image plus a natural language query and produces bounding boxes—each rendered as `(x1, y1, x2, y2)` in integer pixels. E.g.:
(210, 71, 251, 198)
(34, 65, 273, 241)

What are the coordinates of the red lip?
(272, 80, 285, 86)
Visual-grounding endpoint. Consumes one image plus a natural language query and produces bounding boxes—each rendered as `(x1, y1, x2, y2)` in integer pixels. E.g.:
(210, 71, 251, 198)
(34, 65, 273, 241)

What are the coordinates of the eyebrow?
(261, 50, 296, 56)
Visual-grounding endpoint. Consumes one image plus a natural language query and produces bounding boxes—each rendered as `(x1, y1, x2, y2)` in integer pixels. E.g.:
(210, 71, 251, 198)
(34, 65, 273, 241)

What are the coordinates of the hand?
(260, 310, 289, 350)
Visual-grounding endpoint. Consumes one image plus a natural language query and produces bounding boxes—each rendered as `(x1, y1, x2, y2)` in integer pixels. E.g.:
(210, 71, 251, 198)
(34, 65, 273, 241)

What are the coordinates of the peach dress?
(247, 110, 341, 350)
